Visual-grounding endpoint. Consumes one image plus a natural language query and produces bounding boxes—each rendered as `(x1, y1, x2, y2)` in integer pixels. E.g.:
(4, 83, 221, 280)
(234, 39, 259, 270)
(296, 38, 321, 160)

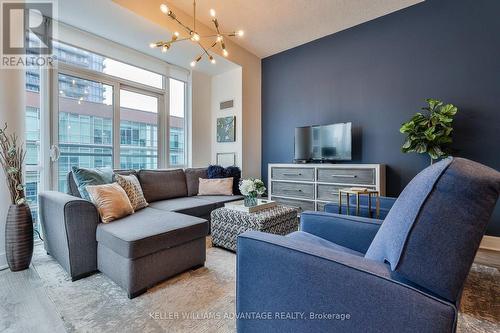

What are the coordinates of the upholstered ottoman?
(210, 205, 299, 251)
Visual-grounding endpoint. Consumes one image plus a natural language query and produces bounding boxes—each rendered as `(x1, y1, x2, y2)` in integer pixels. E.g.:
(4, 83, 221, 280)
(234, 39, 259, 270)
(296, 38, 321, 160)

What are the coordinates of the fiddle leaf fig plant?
(400, 99, 458, 164)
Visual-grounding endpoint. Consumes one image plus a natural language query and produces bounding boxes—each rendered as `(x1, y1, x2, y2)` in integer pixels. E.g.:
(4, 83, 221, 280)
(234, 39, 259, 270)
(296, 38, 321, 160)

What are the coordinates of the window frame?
(50, 60, 168, 190)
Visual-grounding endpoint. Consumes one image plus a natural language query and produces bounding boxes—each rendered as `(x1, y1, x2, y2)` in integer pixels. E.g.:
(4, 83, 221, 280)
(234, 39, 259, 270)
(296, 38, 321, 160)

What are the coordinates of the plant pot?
(5, 204, 33, 271)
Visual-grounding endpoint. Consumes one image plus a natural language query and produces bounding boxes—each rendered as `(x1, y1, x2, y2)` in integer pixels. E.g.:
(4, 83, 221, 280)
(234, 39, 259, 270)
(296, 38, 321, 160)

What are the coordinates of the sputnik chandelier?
(150, 1, 244, 67)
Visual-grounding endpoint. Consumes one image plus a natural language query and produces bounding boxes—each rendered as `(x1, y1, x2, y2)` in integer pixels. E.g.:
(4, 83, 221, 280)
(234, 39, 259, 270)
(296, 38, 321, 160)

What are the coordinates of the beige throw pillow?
(198, 177, 233, 196)
(86, 182, 134, 223)
(115, 174, 149, 211)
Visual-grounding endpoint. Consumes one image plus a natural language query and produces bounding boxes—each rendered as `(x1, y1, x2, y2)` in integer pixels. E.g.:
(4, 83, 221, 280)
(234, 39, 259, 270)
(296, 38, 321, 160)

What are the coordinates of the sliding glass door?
(56, 73, 114, 192)
(119, 89, 160, 170)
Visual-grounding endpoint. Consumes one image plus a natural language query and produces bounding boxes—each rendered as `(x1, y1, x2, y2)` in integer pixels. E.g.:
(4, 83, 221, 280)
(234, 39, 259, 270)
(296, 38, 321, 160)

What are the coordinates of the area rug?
(32, 245, 499, 333)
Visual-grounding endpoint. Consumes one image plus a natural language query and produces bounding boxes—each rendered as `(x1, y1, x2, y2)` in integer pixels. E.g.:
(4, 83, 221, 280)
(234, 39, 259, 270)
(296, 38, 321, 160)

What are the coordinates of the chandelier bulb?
(237, 30, 244, 37)
(216, 35, 223, 42)
(210, 9, 216, 18)
(190, 61, 197, 68)
(160, 4, 169, 14)
(191, 32, 200, 42)
(149, 42, 157, 48)
(222, 49, 228, 57)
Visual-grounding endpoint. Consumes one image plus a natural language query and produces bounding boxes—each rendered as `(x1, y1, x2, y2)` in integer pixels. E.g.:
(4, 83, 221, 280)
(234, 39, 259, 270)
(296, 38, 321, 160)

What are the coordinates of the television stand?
(268, 163, 385, 213)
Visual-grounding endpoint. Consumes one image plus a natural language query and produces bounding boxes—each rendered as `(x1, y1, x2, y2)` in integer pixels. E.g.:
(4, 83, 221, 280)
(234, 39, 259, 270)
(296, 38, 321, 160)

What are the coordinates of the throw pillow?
(86, 182, 134, 223)
(72, 166, 114, 201)
(207, 165, 242, 195)
(115, 174, 149, 211)
(198, 177, 233, 196)
(207, 165, 225, 178)
(225, 166, 242, 195)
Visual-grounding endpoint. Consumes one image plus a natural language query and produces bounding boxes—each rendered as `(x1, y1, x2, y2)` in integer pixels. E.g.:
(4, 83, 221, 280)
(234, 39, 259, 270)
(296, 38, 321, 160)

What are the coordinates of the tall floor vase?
(5, 204, 33, 271)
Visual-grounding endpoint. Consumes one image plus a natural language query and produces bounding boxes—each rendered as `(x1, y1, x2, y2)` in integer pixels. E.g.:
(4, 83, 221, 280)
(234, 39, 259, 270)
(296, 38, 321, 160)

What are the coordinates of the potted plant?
(0, 123, 33, 271)
(400, 98, 458, 164)
(239, 178, 266, 207)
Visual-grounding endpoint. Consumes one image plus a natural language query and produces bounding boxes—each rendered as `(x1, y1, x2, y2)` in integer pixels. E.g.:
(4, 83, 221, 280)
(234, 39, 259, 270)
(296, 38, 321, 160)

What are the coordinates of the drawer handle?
(332, 174, 357, 178)
(283, 173, 302, 176)
(283, 189, 303, 192)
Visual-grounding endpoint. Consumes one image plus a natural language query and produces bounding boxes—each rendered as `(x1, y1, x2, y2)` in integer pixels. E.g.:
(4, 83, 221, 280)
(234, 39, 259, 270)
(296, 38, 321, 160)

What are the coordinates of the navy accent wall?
(262, 0, 500, 236)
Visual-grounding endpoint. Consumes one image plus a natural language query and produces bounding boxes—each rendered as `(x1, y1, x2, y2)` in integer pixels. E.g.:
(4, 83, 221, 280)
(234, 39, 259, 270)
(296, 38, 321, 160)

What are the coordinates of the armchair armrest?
(300, 211, 382, 254)
(237, 231, 457, 333)
(38, 191, 100, 280)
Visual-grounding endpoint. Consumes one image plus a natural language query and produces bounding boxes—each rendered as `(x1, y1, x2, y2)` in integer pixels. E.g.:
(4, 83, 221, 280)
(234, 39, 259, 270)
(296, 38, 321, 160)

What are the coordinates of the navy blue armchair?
(237, 158, 500, 333)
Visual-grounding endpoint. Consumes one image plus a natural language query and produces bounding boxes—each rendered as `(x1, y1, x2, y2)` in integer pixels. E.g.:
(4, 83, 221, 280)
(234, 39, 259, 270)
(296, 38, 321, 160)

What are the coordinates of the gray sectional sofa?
(38, 167, 242, 298)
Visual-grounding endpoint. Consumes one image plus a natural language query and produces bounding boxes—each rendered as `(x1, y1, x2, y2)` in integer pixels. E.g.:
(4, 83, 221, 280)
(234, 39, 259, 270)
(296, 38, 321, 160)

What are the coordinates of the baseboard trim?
(0, 252, 7, 270)
(480, 236, 500, 252)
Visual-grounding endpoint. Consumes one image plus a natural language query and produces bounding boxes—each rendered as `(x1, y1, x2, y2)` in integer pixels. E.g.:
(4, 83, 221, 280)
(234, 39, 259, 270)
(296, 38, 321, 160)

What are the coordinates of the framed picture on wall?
(216, 116, 236, 142)
(216, 152, 236, 167)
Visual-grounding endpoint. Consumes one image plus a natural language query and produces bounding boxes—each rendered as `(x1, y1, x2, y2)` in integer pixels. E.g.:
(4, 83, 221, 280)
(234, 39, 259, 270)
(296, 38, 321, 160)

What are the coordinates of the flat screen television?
(294, 122, 352, 162)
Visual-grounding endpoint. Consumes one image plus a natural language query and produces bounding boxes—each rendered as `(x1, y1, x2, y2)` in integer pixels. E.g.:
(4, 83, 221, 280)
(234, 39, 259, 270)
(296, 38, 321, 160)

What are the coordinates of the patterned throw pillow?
(115, 174, 149, 211)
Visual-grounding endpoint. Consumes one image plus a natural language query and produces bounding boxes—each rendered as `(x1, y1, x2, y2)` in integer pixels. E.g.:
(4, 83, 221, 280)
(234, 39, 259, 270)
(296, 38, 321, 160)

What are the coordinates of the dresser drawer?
(271, 167, 315, 181)
(272, 197, 315, 213)
(317, 168, 375, 185)
(271, 181, 314, 199)
(316, 184, 344, 202)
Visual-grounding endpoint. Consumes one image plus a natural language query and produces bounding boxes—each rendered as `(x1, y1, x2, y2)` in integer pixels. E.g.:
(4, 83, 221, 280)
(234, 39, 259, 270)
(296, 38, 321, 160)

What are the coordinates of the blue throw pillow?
(225, 166, 241, 195)
(207, 165, 242, 195)
(71, 166, 114, 201)
(207, 165, 225, 178)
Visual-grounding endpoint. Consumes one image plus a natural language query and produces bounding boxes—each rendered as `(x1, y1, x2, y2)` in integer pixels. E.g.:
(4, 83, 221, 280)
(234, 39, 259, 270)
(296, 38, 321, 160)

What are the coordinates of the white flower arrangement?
(239, 178, 266, 197)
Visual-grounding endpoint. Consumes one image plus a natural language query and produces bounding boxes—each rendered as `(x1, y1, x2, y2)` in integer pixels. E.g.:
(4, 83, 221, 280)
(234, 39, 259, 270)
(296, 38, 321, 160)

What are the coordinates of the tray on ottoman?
(211, 205, 299, 251)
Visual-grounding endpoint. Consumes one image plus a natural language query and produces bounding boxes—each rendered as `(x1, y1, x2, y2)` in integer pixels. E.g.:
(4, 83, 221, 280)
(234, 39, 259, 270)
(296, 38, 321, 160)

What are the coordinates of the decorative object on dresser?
(0, 123, 33, 272)
(268, 164, 385, 213)
(216, 116, 236, 142)
(239, 178, 266, 207)
(211, 205, 298, 251)
(400, 98, 458, 165)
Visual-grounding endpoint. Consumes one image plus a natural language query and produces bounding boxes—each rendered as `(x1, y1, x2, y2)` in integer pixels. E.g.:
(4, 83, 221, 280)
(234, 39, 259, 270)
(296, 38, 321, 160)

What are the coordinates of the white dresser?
(268, 164, 386, 213)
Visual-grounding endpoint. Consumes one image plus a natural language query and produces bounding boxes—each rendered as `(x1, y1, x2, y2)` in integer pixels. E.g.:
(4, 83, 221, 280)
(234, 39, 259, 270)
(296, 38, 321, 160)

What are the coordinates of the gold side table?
(338, 188, 380, 219)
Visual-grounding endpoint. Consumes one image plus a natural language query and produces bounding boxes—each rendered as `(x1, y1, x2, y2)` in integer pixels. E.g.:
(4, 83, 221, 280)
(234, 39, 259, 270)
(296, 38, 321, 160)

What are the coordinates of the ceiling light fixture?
(150, 1, 244, 67)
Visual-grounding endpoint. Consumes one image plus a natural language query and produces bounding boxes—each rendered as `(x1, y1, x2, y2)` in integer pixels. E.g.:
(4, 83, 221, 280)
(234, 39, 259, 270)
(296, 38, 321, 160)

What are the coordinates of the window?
(53, 41, 164, 89)
(119, 89, 159, 170)
(57, 73, 114, 192)
(169, 78, 187, 167)
(25, 67, 41, 236)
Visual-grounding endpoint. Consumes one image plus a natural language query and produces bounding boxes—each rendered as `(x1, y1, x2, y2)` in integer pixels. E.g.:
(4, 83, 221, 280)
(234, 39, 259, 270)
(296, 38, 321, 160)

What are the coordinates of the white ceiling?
(57, 0, 239, 75)
(169, 0, 423, 58)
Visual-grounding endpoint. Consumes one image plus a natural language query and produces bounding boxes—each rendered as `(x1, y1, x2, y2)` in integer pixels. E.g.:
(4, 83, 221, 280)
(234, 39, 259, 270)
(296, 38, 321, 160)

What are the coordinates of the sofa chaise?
(39, 167, 242, 298)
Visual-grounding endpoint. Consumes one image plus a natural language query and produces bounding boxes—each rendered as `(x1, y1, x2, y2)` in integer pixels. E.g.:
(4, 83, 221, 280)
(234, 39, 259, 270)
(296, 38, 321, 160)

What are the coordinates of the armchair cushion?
(300, 211, 382, 254)
(366, 157, 500, 303)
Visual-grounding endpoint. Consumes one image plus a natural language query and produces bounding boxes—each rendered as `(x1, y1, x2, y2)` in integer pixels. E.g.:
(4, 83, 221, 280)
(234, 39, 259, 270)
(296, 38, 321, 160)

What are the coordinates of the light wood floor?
(0, 248, 498, 333)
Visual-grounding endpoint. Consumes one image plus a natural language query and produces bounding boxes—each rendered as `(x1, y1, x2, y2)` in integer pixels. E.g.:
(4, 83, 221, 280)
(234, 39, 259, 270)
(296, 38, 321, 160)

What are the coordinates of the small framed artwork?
(216, 152, 236, 167)
(216, 116, 236, 142)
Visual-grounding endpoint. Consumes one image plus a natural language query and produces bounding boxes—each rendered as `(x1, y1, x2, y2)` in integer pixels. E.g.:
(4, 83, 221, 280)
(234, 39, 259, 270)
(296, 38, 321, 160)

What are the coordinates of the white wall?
(211, 68, 243, 169)
(191, 71, 212, 167)
(0, 69, 26, 269)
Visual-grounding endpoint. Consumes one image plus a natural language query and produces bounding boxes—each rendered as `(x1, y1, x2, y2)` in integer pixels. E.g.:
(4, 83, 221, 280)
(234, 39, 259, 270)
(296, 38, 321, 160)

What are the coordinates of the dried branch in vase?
(0, 123, 27, 205)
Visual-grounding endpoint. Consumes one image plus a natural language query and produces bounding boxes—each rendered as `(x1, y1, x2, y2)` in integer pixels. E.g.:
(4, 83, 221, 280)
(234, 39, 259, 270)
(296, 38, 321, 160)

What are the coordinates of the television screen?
(311, 122, 352, 161)
(295, 122, 352, 162)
